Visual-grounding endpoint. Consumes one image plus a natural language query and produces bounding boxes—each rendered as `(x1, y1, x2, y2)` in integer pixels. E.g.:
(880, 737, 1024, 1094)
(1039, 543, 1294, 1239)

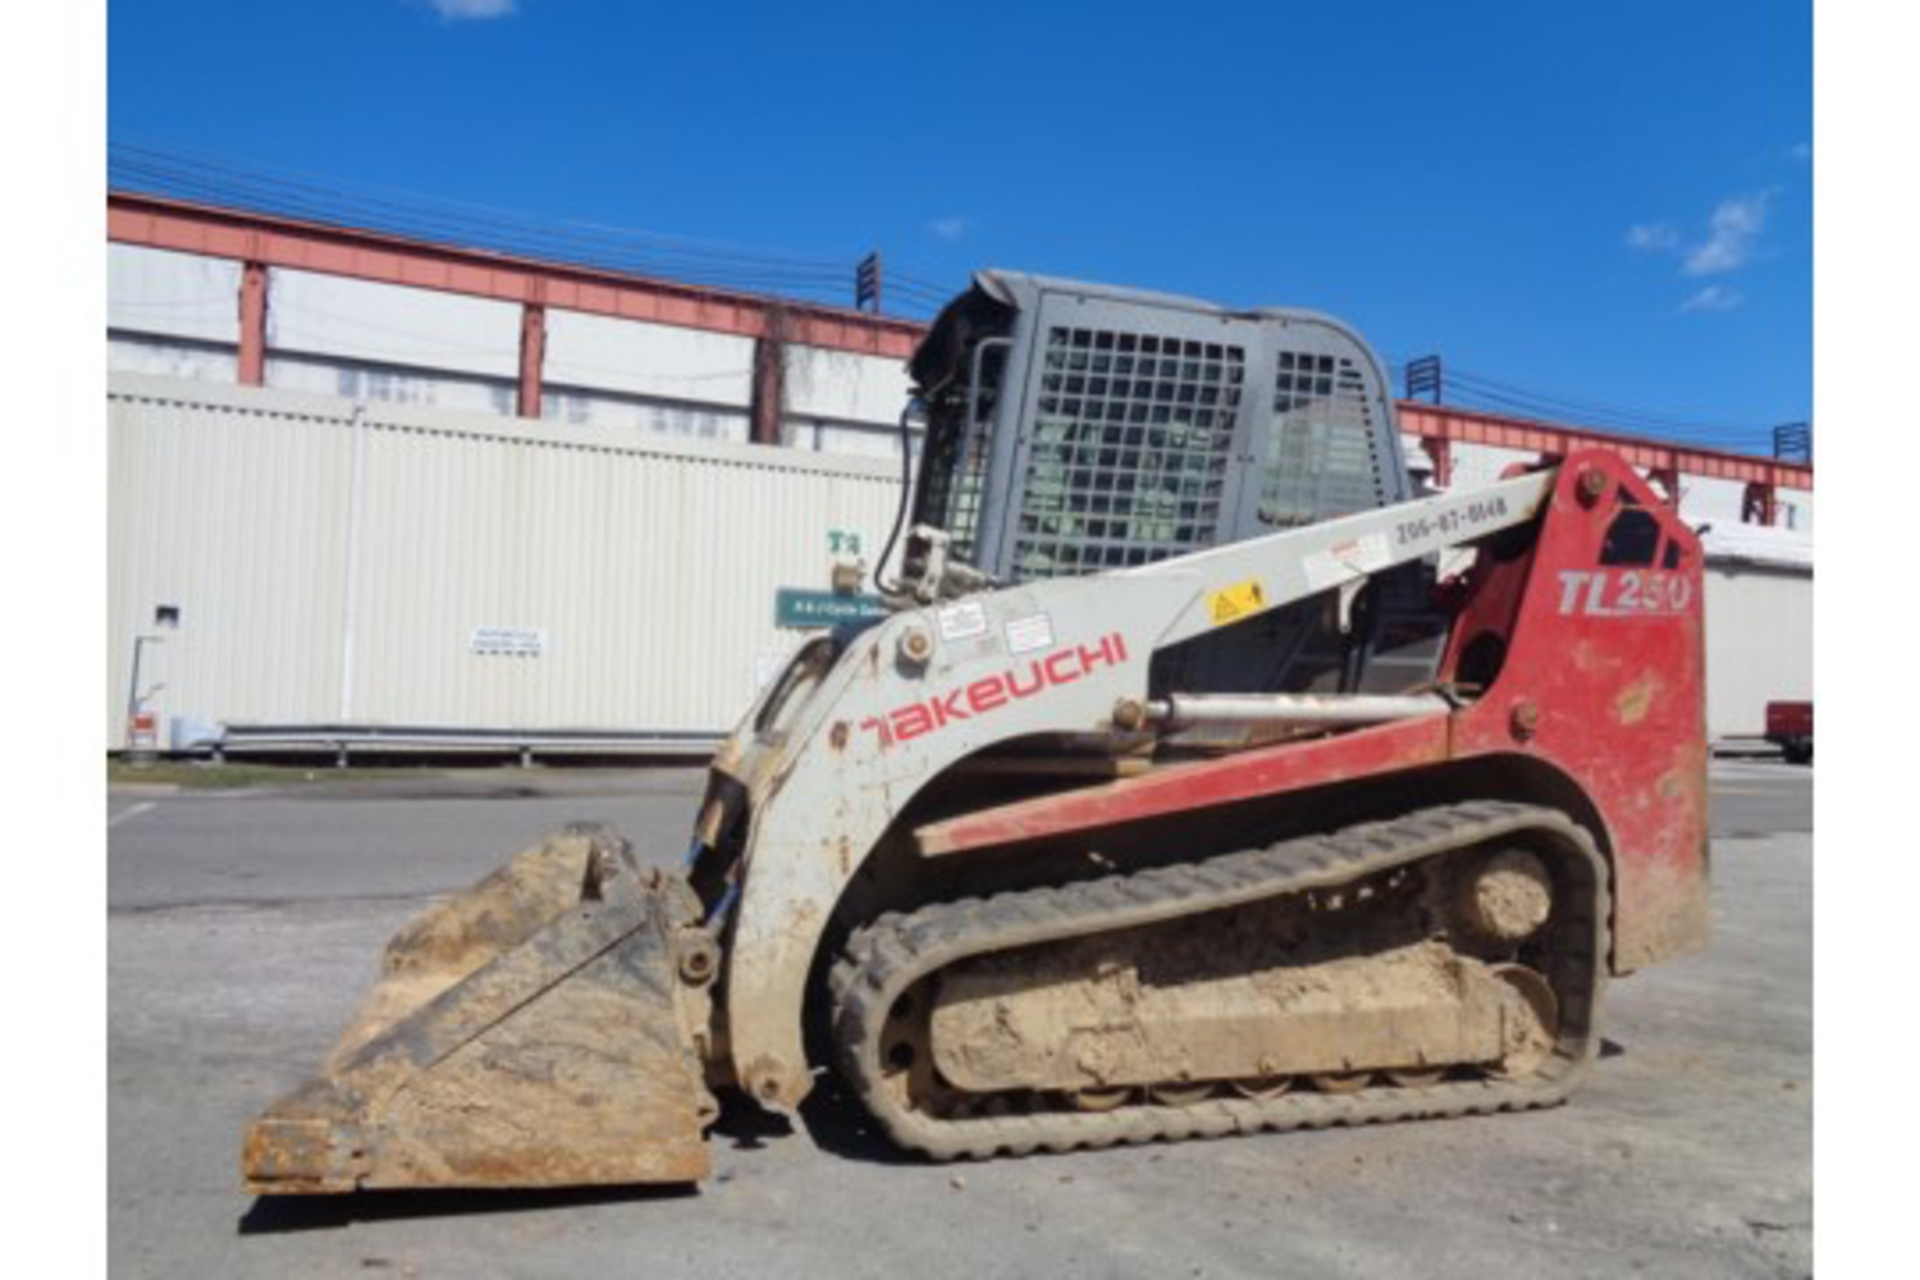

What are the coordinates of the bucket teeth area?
(243, 825, 717, 1194)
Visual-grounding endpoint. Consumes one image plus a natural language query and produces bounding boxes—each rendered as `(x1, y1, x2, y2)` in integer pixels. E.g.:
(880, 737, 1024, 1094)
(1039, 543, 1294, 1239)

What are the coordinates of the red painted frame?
(1400, 403, 1811, 495)
(916, 451, 1711, 975)
(108, 192, 925, 358)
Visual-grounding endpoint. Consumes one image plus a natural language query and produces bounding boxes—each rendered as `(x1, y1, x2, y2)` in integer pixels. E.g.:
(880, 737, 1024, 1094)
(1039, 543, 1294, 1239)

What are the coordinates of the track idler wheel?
(1230, 1076, 1294, 1100)
(1068, 1087, 1133, 1113)
(1488, 963, 1560, 1079)
(1309, 1072, 1375, 1095)
(1454, 849, 1554, 946)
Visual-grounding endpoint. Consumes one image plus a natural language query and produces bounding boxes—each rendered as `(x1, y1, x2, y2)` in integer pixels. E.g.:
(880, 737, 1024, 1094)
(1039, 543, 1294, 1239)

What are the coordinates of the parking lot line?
(109, 801, 155, 829)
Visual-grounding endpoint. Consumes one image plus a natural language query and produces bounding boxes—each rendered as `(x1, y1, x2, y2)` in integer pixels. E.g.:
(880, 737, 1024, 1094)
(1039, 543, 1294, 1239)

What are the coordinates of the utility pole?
(1404, 355, 1443, 405)
(1772, 421, 1811, 466)
(855, 252, 883, 315)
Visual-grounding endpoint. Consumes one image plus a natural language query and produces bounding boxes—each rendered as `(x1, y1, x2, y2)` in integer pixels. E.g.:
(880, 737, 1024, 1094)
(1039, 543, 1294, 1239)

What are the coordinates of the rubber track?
(830, 801, 1608, 1161)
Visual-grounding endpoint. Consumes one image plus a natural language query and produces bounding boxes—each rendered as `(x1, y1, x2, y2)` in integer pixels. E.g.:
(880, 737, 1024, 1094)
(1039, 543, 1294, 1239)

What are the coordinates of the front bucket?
(243, 824, 719, 1194)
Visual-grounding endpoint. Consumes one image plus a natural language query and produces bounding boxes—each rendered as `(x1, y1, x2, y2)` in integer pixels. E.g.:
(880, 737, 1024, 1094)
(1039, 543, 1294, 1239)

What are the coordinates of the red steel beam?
(1397, 402, 1812, 492)
(516, 302, 546, 419)
(236, 260, 268, 386)
(108, 191, 926, 361)
(108, 192, 1811, 493)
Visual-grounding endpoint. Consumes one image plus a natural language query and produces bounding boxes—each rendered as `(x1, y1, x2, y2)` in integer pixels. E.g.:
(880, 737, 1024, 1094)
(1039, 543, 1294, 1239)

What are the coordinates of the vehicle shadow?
(236, 1084, 867, 1231)
(238, 1182, 695, 1234)
(795, 1075, 925, 1167)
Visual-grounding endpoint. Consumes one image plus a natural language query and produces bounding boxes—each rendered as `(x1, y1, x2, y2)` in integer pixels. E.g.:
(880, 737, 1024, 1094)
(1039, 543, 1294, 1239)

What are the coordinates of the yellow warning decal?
(1206, 578, 1266, 625)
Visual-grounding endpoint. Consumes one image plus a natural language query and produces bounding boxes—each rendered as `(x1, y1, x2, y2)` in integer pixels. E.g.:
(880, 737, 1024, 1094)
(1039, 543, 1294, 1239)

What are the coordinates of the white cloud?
(1626, 222, 1680, 253)
(1683, 192, 1770, 276)
(429, 0, 517, 20)
(1680, 284, 1744, 313)
(926, 215, 970, 241)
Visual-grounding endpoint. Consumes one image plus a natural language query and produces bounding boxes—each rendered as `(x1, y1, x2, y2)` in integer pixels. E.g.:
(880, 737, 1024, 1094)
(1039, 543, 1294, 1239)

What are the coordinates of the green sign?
(775, 588, 888, 630)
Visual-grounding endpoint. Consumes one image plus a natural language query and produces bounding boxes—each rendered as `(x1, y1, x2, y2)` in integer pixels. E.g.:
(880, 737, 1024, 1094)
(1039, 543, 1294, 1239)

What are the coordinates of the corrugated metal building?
(1699, 525, 1815, 739)
(108, 374, 896, 753)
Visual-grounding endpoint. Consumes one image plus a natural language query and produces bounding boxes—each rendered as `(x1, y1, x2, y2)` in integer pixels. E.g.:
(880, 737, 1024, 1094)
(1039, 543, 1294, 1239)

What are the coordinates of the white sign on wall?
(470, 627, 548, 657)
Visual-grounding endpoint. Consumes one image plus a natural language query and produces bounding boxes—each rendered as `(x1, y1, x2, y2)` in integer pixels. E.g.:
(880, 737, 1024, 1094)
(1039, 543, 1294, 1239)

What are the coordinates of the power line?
(1446, 386, 1772, 451)
(1444, 369, 1764, 437)
(1382, 352, 1784, 452)
(109, 142, 854, 274)
(109, 141, 964, 317)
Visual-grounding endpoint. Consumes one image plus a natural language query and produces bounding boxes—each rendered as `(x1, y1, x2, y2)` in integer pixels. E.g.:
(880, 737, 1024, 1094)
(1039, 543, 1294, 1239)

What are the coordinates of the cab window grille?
(913, 370, 1002, 562)
(1260, 353, 1390, 528)
(1013, 326, 1244, 578)
(911, 398, 974, 554)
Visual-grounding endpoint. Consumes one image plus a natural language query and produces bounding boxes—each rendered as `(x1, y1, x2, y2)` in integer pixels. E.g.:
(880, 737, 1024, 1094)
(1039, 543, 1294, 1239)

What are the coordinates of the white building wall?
(540, 386, 751, 442)
(784, 344, 914, 425)
(543, 309, 755, 407)
(1672, 476, 1741, 525)
(266, 269, 522, 380)
(108, 243, 241, 346)
(1416, 436, 1815, 535)
(107, 373, 900, 751)
(109, 371, 1815, 752)
(107, 335, 240, 384)
(108, 380, 356, 745)
(1702, 563, 1814, 739)
(265, 352, 517, 417)
(1425, 440, 1541, 491)
(783, 418, 923, 460)
(104, 243, 1813, 500)
(1776, 488, 1813, 533)
(1683, 481, 1813, 534)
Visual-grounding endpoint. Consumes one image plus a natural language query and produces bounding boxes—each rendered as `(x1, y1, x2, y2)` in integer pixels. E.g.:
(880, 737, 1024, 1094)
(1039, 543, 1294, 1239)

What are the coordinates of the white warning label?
(1004, 612, 1055, 654)
(1303, 532, 1391, 592)
(934, 600, 989, 642)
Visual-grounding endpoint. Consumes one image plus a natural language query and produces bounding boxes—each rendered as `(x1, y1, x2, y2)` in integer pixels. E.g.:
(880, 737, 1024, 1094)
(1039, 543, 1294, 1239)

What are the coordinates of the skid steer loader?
(243, 272, 1709, 1193)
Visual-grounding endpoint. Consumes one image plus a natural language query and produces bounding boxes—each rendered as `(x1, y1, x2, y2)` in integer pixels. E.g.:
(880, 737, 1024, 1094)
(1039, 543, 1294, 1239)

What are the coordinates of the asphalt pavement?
(107, 759, 1812, 1278)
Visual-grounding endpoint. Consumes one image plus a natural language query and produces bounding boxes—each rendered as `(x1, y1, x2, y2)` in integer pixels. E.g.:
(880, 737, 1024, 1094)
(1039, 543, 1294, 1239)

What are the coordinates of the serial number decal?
(1394, 496, 1511, 547)
(860, 632, 1128, 750)
(1556, 570, 1694, 617)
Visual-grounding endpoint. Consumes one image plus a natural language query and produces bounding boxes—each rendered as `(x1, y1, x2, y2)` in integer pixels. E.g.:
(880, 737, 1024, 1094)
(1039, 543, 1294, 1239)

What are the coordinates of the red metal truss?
(108, 191, 1810, 497)
(1398, 403, 1812, 493)
(107, 191, 925, 361)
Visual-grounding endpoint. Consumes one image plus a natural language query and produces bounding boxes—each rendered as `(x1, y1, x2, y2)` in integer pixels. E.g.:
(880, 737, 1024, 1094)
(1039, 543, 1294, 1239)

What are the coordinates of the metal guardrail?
(196, 724, 724, 764)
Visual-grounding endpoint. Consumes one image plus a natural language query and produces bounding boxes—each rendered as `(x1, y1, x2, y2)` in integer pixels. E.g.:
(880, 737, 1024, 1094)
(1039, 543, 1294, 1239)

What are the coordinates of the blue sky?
(108, 0, 1811, 450)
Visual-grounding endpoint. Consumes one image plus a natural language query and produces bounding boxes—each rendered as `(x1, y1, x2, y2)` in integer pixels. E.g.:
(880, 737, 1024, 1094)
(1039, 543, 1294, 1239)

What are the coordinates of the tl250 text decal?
(1556, 570, 1693, 617)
